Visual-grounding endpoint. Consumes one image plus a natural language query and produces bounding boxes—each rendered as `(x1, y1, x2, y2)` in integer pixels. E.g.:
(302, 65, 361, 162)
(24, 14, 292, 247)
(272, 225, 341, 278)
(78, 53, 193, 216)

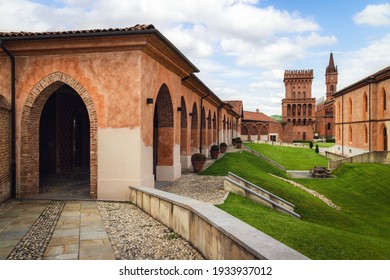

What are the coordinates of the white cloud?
(353, 3, 390, 26)
(0, 0, 340, 116)
(338, 33, 390, 89)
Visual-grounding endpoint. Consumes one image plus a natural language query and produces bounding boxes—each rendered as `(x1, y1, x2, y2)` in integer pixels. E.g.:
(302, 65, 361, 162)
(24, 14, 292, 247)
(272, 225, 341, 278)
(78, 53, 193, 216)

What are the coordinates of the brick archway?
(20, 72, 98, 198)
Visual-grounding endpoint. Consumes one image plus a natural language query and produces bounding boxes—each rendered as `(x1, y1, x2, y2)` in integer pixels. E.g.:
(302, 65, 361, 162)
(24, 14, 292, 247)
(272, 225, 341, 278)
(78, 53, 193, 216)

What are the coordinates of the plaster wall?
(97, 127, 154, 200)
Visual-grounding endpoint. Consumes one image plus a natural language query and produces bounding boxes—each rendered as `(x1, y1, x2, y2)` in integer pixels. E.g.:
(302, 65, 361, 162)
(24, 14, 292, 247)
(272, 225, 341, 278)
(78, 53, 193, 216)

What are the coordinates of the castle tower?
(325, 52, 338, 101)
(315, 52, 337, 140)
(281, 69, 316, 141)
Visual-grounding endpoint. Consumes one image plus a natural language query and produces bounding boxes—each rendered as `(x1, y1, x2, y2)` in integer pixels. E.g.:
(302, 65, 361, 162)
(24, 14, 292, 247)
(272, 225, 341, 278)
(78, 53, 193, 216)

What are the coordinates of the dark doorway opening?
(39, 85, 90, 199)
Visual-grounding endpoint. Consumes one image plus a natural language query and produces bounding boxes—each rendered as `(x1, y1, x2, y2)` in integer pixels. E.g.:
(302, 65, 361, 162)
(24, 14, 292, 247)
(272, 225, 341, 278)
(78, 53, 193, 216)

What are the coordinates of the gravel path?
(97, 201, 204, 260)
(160, 173, 227, 205)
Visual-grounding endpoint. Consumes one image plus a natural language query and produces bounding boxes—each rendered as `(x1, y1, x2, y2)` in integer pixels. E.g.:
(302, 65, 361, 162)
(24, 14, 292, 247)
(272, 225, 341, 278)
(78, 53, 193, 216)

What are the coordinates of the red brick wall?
(0, 97, 11, 203)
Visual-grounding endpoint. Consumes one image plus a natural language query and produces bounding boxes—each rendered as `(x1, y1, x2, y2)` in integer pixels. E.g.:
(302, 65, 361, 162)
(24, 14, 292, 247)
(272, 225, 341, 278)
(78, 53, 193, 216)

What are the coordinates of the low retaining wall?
(325, 151, 347, 161)
(128, 185, 309, 260)
(224, 172, 300, 218)
(329, 151, 390, 170)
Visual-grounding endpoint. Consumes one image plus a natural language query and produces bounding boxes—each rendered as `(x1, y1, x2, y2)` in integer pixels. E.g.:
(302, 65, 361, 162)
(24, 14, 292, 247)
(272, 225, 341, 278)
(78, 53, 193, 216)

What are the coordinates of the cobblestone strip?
(269, 173, 342, 210)
(0, 199, 20, 215)
(7, 200, 66, 260)
(97, 201, 204, 260)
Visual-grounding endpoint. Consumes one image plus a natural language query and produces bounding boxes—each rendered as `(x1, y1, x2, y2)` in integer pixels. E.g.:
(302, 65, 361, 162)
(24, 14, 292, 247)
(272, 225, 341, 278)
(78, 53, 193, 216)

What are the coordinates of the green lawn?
(245, 143, 329, 170)
(201, 151, 390, 259)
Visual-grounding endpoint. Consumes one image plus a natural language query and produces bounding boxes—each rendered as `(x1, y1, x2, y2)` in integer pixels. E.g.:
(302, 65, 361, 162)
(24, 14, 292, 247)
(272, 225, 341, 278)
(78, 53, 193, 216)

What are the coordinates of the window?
(349, 126, 352, 143)
(364, 125, 368, 144)
(349, 98, 353, 121)
(327, 122, 331, 130)
(363, 93, 368, 120)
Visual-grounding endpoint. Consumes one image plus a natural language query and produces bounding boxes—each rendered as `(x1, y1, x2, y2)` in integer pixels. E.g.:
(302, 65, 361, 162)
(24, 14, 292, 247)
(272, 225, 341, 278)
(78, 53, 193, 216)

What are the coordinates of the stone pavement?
(0, 200, 115, 260)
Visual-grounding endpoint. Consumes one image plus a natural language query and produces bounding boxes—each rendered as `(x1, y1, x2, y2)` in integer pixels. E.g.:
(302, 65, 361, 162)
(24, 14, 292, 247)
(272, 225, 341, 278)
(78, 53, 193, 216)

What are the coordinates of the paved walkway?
(0, 200, 115, 260)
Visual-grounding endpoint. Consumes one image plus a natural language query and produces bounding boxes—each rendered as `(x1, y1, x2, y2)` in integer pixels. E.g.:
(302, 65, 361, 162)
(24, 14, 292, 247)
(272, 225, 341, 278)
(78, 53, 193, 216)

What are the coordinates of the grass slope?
(245, 143, 328, 170)
(202, 151, 390, 259)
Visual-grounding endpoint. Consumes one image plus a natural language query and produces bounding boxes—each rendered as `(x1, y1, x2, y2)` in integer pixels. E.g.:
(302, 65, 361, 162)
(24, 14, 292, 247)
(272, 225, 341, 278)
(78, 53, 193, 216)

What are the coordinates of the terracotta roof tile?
(0, 24, 155, 38)
(243, 111, 276, 122)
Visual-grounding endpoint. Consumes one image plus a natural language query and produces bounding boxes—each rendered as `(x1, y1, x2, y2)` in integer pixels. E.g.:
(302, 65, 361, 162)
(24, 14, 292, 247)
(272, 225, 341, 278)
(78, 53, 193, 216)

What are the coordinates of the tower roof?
(326, 52, 337, 73)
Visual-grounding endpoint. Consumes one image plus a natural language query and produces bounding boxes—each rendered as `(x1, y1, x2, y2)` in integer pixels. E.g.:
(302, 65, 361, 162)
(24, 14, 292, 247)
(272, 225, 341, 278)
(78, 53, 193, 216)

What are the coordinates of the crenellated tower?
(281, 69, 316, 141)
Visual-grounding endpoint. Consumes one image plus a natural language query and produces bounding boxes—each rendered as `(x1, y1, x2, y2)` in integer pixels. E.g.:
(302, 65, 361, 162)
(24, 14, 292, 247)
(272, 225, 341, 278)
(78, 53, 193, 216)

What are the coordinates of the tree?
(309, 141, 313, 149)
(315, 144, 319, 153)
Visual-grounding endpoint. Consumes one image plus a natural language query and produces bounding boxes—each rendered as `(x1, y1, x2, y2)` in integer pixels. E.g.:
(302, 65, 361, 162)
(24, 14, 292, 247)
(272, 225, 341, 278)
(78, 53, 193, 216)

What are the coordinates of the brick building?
(281, 69, 316, 141)
(332, 66, 390, 156)
(315, 53, 337, 140)
(241, 109, 281, 142)
(0, 25, 240, 202)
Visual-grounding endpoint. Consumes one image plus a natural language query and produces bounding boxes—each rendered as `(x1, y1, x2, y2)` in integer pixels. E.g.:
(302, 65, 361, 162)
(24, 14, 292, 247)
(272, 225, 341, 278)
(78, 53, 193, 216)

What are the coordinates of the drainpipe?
(199, 91, 210, 154)
(0, 41, 16, 198)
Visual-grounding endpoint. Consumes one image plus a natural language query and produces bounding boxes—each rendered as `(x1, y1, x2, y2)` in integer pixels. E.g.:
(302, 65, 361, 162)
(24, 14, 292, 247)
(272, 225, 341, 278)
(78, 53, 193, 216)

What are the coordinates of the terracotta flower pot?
(192, 160, 205, 173)
(210, 150, 219, 159)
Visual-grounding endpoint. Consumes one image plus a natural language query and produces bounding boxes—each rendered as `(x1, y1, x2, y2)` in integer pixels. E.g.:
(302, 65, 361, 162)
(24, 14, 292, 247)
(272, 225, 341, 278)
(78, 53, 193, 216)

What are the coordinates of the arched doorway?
(191, 103, 199, 153)
(39, 85, 90, 197)
(20, 72, 97, 198)
(153, 84, 174, 180)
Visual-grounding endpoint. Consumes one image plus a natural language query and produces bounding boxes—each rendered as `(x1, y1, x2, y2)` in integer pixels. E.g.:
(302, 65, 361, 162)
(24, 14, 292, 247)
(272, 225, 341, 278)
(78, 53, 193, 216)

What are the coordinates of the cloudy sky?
(1, 0, 390, 116)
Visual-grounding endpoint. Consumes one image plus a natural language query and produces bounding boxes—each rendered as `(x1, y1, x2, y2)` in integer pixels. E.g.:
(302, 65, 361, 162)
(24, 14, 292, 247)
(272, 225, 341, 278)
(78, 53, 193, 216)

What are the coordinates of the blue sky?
(1, 0, 390, 116)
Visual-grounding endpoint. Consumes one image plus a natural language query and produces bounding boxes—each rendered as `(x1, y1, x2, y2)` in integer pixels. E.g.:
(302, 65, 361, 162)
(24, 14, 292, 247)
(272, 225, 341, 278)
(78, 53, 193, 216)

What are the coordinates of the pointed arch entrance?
(39, 86, 90, 196)
(153, 84, 174, 181)
(20, 72, 97, 198)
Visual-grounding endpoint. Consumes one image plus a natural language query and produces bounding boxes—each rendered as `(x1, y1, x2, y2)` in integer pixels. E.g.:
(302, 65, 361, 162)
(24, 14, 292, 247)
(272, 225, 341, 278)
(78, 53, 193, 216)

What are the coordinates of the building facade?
(332, 66, 390, 156)
(281, 69, 316, 141)
(0, 25, 240, 202)
(315, 53, 337, 140)
(241, 109, 281, 142)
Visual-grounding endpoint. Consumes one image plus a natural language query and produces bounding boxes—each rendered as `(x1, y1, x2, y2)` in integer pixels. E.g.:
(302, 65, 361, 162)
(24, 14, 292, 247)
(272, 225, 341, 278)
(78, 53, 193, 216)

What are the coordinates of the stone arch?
(153, 84, 174, 180)
(20, 72, 97, 198)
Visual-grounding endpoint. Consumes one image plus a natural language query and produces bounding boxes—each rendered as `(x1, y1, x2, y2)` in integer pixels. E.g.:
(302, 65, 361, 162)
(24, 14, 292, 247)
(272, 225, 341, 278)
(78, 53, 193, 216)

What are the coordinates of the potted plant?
(236, 138, 243, 149)
(191, 153, 206, 173)
(219, 142, 227, 153)
(210, 144, 220, 159)
(232, 138, 237, 146)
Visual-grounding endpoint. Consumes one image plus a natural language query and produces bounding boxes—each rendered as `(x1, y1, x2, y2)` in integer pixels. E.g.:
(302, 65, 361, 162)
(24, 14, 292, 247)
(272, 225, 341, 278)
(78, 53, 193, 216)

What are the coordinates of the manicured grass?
(202, 151, 390, 259)
(245, 143, 329, 170)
